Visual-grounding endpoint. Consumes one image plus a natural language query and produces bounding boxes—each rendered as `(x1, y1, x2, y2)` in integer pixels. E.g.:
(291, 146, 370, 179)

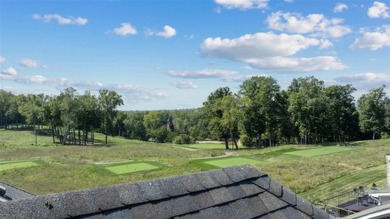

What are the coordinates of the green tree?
(98, 89, 124, 145)
(216, 95, 241, 149)
(239, 76, 281, 147)
(357, 85, 388, 139)
(324, 84, 359, 142)
(202, 87, 233, 149)
(0, 90, 14, 128)
(287, 76, 326, 144)
(18, 94, 47, 145)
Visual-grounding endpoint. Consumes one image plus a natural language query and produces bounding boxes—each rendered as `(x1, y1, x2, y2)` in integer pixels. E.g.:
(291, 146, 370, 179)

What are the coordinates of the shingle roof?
(0, 182, 35, 202)
(0, 165, 333, 219)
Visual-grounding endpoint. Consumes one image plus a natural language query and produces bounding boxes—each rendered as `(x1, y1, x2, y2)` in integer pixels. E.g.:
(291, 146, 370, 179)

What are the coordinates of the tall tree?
(287, 76, 326, 144)
(0, 90, 14, 128)
(202, 87, 233, 149)
(216, 95, 242, 149)
(357, 85, 388, 139)
(324, 84, 359, 142)
(239, 76, 281, 147)
(18, 94, 47, 145)
(98, 89, 123, 145)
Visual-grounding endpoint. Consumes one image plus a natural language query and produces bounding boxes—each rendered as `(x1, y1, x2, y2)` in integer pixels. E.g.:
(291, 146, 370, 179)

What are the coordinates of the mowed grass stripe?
(300, 164, 386, 203)
(285, 146, 353, 157)
(0, 161, 41, 171)
(104, 162, 159, 175)
(204, 157, 261, 168)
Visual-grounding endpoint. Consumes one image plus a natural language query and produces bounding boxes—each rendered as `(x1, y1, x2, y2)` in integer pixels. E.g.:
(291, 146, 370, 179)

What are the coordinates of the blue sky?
(1, 0, 389, 110)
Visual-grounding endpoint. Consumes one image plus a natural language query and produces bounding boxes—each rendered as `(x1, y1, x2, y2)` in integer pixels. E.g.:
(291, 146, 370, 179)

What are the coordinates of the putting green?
(0, 161, 41, 171)
(204, 157, 260, 168)
(104, 162, 160, 175)
(285, 146, 353, 157)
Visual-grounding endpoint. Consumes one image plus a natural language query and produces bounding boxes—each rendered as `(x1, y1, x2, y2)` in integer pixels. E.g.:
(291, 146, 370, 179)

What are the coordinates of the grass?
(284, 146, 354, 157)
(182, 143, 226, 150)
(202, 157, 261, 168)
(0, 128, 389, 206)
(300, 164, 386, 204)
(0, 160, 43, 171)
(97, 161, 164, 175)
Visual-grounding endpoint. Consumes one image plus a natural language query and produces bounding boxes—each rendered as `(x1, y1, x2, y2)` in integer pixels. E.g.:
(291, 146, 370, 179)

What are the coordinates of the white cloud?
(1, 67, 18, 76)
(284, 0, 294, 3)
(201, 32, 346, 72)
(334, 3, 348, 13)
(0, 56, 5, 64)
(33, 13, 88, 25)
(114, 84, 167, 101)
(350, 25, 390, 50)
(171, 81, 198, 89)
(334, 73, 390, 92)
(113, 23, 137, 36)
(25, 75, 49, 84)
(267, 11, 351, 38)
(157, 25, 176, 38)
(20, 58, 41, 68)
(201, 32, 330, 60)
(247, 56, 347, 72)
(215, 0, 268, 9)
(167, 69, 238, 79)
(147, 25, 177, 38)
(368, 1, 390, 18)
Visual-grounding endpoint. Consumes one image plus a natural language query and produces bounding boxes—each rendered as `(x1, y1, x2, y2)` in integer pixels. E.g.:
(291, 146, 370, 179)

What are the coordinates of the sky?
(0, 0, 389, 110)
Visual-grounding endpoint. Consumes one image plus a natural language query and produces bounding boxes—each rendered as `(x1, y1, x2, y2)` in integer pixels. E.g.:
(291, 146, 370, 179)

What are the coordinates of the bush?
(172, 134, 192, 144)
(173, 136, 182, 144)
(239, 134, 254, 147)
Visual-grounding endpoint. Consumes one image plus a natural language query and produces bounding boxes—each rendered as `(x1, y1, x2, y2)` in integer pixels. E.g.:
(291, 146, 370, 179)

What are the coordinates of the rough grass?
(0, 160, 42, 171)
(284, 146, 354, 157)
(300, 164, 386, 204)
(0, 128, 389, 205)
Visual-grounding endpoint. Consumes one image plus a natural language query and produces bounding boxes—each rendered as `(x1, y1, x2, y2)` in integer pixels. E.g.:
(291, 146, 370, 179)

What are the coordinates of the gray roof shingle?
(0, 165, 331, 218)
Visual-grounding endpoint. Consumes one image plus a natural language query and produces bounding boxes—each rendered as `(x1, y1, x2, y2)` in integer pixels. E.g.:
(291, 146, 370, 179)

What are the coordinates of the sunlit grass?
(100, 161, 162, 175)
(0, 160, 42, 171)
(285, 146, 354, 157)
(0, 128, 389, 205)
(203, 157, 261, 168)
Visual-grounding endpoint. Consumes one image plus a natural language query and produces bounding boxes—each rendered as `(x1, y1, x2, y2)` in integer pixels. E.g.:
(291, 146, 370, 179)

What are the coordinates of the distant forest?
(0, 76, 389, 149)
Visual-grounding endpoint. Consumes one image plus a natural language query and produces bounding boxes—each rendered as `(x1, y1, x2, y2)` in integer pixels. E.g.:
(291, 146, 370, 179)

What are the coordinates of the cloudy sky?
(0, 0, 389, 110)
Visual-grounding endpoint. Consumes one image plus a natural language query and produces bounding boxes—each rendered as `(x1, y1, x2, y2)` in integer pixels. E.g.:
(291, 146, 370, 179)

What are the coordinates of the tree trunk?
(78, 129, 81, 145)
(34, 124, 37, 146)
(373, 132, 376, 140)
(51, 126, 55, 143)
(224, 137, 229, 150)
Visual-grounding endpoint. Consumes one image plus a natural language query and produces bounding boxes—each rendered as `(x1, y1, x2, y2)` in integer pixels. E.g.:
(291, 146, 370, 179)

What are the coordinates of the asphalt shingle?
(0, 165, 332, 219)
(137, 180, 168, 201)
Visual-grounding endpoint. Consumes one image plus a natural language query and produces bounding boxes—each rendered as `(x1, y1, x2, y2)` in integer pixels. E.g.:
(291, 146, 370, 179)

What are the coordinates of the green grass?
(191, 156, 263, 170)
(203, 157, 261, 168)
(300, 164, 386, 204)
(0, 128, 389, 206)
(99, 161, 163, 175)
(0, 160, 43, 171)
(183, 143, 226, 150)
(284, 146, 354, 157)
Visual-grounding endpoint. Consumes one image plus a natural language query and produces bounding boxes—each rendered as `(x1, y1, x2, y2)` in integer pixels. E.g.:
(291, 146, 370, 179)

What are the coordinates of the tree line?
(0, 76, 389, 148)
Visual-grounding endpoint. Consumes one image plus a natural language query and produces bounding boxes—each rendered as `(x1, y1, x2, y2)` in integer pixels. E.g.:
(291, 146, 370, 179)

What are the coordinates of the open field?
(285, 146, 354, 157)
(0, 129, 389, 205)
